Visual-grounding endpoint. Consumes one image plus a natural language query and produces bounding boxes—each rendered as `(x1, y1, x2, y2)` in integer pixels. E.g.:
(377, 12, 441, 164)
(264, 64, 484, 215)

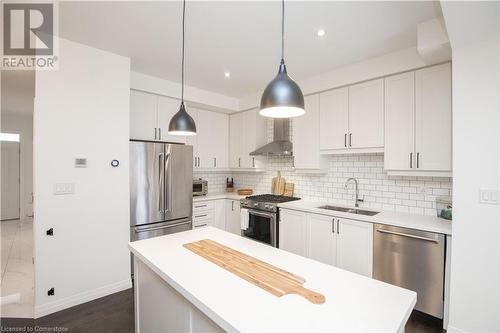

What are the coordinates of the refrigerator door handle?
(164, 152, 172, 213)
(158, 153, 164, 213)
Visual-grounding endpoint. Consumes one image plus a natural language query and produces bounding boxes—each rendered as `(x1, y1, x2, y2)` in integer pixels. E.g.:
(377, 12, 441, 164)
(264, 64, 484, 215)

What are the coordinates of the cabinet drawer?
(193, 201, 215, 213)
(193, 210, 214, 223)
(193, 221, 210, 229)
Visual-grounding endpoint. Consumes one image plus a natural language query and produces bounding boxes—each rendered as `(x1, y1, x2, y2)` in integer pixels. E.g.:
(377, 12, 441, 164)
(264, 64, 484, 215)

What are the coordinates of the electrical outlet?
(418, 186, 428, 195)
(479, 188, 499, 205)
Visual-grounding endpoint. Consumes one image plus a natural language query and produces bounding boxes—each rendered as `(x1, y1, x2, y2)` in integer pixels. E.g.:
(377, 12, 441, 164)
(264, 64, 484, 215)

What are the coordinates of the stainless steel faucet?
(344, 178, 363, 207)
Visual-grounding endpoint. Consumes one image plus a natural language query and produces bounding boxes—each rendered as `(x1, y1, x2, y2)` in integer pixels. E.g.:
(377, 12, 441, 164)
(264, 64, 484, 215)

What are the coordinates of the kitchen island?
(129, 227, 416, 333)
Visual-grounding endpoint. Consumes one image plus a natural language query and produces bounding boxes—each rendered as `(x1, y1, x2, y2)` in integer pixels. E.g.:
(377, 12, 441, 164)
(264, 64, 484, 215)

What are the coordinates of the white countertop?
(129, 227, 416, 332)
(278, 200, 452, 235)
(193, 192, 247, 202)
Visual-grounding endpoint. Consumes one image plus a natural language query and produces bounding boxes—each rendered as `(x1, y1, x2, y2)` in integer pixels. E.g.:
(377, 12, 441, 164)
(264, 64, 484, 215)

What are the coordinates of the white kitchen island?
(129, 227, 416, 333)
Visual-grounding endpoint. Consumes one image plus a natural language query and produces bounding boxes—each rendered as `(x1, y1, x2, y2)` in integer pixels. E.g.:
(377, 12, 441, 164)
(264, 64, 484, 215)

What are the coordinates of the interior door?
(1, 141, 20, 220)
(130, 141, 165, 226)
(415, 63, 452, 171)
(384, 72, 415, 170)
(165, 144, 193, 221)
(307, 213, 336, 266)
(348, 79, 384, 149)
(319, 88, 349, 150)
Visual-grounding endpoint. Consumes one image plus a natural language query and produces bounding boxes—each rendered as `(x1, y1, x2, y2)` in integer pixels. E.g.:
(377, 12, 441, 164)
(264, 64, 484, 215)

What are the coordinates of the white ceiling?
(57, 1, 441, 99)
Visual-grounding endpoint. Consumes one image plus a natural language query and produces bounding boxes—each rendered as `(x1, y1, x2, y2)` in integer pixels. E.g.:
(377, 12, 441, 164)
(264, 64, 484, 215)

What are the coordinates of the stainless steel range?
(241, 194, 300, 247)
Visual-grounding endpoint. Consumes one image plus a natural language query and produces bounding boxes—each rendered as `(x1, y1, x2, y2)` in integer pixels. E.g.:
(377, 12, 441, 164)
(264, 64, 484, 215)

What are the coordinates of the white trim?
(386, 170, 452, 177)
(34, 279, 132, 318)
(446, 325, 468, 333)
(320, 147, 384, 155)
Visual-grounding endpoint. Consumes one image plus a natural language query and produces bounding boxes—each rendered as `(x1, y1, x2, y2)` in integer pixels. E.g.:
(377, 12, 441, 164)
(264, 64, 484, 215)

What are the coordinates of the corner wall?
(34, 38, 131, 317)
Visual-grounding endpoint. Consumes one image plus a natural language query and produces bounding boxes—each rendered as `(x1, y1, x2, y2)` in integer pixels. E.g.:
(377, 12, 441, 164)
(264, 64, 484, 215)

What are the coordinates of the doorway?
(1, 137, 21, 221)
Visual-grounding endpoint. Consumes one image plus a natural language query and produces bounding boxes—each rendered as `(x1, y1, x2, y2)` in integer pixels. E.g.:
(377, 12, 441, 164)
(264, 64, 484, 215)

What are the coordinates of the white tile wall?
(233, 154, 452, 216)
(195, 119, 452, 216)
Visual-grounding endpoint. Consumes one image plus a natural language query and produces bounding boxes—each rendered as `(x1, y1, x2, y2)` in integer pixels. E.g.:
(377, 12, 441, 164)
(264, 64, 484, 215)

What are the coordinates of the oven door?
(242, 209, 277, 247)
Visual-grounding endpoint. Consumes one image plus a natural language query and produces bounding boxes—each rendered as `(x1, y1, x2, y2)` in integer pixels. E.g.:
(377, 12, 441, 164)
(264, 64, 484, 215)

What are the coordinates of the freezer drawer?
(373, 224, 445, 318)
(131, 219, 192, 242)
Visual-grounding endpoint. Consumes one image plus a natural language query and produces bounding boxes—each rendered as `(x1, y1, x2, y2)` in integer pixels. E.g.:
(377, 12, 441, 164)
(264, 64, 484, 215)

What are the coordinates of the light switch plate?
(53, 183, 75, 195)
(479, 188, 499, 205)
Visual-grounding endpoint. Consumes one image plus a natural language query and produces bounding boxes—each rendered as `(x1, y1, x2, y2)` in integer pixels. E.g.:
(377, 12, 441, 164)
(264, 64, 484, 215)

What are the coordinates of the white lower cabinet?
(279, 209, 308, 257)
(225, 199, 241, 235)
(280, 209, 373, 277)
(192, 199, 226, 230)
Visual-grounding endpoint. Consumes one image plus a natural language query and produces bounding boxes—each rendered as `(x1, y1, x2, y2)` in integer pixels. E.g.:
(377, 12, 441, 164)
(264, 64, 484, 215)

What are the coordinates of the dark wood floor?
(1, 288, 445, 332)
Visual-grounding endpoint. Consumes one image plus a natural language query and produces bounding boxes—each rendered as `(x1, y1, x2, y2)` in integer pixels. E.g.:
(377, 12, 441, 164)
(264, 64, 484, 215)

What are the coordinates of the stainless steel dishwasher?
(373, 224, 445, 319)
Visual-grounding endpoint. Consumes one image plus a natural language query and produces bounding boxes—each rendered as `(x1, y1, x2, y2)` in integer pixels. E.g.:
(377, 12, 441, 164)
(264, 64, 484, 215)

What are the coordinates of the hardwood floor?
(1, 288, 445, 332)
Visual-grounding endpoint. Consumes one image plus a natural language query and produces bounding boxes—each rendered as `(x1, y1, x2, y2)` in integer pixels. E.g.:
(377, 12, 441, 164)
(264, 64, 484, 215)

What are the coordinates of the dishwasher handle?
(376, 228, 439, 243)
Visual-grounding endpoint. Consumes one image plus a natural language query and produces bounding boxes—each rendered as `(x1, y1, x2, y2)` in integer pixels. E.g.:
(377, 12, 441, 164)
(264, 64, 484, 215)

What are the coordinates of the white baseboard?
(34, 279, 132, 319)
(446, 325, 468, 333)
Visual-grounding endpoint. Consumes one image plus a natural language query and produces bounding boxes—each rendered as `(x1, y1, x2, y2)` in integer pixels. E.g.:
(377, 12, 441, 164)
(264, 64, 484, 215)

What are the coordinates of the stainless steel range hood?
(250, 118, 292, 156)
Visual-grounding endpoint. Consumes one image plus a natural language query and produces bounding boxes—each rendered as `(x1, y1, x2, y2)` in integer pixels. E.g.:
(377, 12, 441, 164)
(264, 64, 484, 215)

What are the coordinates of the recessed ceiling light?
(316, 29, 326, 37)
(224, 72, 231, 78)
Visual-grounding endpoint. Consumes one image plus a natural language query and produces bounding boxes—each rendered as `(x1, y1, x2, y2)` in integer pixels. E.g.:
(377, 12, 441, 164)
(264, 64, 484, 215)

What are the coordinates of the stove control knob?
(253, 203, 259, 207)
(265, 205, 270, 209)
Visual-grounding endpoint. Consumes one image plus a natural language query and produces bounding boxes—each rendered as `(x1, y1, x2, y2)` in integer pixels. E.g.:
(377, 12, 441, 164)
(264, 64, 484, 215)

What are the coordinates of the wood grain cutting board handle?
(287, 285, 326, 304)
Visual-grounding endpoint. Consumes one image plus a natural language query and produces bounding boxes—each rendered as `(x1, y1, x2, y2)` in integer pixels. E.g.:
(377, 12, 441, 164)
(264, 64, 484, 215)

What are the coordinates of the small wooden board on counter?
(183, 239, 325, 304)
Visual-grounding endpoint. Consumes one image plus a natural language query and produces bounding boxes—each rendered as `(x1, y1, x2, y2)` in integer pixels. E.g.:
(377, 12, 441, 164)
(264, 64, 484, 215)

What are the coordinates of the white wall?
(131, 71, 239, 113)
(33, 38, 131, 317)
(238, 46, 436, 110)
(1, 113, 34, 220)
(441, 2, 500, 332)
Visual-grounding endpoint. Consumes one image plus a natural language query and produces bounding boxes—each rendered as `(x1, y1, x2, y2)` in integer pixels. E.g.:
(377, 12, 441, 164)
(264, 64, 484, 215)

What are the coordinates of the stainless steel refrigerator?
(130, 141, 193, 243)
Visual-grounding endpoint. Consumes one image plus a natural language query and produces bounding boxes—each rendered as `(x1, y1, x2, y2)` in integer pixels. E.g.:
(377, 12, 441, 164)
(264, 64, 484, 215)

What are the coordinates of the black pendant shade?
(168, 101, 197, 136)
(260, 59, 305, 118)
(168, 0, 197, 136)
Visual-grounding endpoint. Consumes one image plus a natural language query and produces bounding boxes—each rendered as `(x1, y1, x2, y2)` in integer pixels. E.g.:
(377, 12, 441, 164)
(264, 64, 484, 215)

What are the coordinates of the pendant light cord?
(181, 0, 186, 103)
(281, 0, 284, 61)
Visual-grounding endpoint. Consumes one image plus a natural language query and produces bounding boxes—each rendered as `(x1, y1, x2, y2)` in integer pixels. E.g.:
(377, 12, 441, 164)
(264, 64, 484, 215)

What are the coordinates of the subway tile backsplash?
(195, 153, 452, 216)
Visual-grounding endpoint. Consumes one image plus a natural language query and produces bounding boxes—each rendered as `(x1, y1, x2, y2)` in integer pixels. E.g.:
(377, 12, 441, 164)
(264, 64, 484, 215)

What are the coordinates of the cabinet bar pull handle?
(344, 134, 347, 148)
(417, 152, 420, 169)
(238, 157, 241, 168)
(252, 157, 255, 168)
(154, 128, 157, 140)
(214, 157, 216, 168)
(332, 219, 335, 233)
(410, 152, 413, 168)
(195, 214, 207, 218)
(349, 133, 352, 147)
(194, 204, 207, 208)
(158, 128, 161, 140)
(337, 219, 340, 234)
(231, 201, 234, 211)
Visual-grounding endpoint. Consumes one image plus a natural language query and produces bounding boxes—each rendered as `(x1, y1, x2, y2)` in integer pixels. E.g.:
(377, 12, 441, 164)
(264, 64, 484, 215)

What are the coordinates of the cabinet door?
(196, 109, 215, 169)
(184, 108, 198, 168)
(307, 213, 336, 266)
(294, 94, 321, 169)
(384, 72, 415, 170)
(225, 199, 241, 235)
(214, 199, 226, 230)
(336, 218, 373, 277)
(211, 112, 229, 169)
(229, 113, 244, 168)
(319, 88, 349, 150)
(157, 96, 187, 144)
(349, 79, 384, 149)
(279, 209, 307, 257)
(130, 90, 157, 140)
(415, 63, 452, 171)
(241, 109, 256, 168)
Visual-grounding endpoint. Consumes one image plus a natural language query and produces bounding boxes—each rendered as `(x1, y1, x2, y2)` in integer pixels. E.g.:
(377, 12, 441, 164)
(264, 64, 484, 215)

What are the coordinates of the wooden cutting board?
(183, 239, 325, 304)
(272, 171, 286, 195)
(283, 183, 294, 197)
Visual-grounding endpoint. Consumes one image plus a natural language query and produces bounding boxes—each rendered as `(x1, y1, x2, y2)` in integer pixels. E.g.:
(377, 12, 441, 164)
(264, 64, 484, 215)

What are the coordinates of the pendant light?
(168, 0, 197, 136)
(259, 0, 304, 118)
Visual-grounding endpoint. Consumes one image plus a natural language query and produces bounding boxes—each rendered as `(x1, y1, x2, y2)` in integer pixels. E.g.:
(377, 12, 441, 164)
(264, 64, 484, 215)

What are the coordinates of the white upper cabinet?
(279, 209, 308, 257)
(415, 63, 452, 172)
(307, 213, 336, 266)
(157, 96, 187, 144)
(293, 94, 327, 172)
(130, 90, 158, 141)
(229, 108, 267, 169)
(384, 72, 415, 171)
(319, 79, 384, 154)
(348, 79, 384, 149)
(319, 87, 349, 151)
(385, 63, 452, 176)
(336, 218, 373, 277)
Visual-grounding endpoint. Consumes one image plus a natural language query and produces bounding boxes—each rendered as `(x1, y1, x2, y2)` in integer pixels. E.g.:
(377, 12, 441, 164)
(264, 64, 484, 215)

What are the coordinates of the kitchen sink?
(317, 205, 379, 216)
